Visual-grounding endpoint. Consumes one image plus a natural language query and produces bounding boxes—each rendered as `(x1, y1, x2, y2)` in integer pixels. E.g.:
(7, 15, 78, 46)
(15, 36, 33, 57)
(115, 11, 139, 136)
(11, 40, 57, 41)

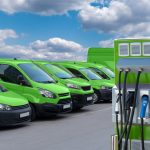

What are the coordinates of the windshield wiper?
(60, 77, 69, 79)
(60, 77, 74, 79)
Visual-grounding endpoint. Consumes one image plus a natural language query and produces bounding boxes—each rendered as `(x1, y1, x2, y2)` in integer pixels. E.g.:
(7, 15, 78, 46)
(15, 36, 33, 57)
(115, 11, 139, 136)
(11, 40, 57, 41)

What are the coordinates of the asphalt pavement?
(0, 103, 113, 150)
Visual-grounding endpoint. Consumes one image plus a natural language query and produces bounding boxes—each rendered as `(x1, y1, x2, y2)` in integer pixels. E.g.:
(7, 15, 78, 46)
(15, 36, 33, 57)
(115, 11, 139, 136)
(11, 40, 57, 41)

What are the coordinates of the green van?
(73, 62, 115, 83)
(33, 61, 94, 110)
(0, 59, 72, 120)
(55, 63, 114, 103)
(87, 47, 115, 71)
(0, 85, 31, 126)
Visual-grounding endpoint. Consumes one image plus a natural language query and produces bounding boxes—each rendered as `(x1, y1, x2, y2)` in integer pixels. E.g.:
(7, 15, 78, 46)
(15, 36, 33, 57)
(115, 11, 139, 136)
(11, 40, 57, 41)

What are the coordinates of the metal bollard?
(111, 135, 118, 150)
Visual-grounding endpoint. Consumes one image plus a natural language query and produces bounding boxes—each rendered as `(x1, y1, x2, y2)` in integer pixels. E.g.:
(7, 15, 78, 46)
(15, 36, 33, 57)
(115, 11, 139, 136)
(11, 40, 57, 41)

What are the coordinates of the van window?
(45, 64, 74, 79)
(19, 63, 55, 83)
(0, 64, 25, 84)
(101, 67, 115, 78)
(90, 67, 110, 80)
(80, 68, 102, 80)
(67, 68, 87, 80)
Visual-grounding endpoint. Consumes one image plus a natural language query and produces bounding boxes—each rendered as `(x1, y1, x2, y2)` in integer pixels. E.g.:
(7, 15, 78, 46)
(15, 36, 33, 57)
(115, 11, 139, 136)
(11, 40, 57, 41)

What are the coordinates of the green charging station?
(112, 38, 150, 150)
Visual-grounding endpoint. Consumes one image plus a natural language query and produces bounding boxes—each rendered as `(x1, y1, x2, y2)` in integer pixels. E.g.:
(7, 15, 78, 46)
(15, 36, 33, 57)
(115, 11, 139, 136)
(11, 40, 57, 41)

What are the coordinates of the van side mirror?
(17, 75, 29, 86)
(55, 80, 58, 83)
(84, 78, 89, 81)
(79, 76, 89, 81)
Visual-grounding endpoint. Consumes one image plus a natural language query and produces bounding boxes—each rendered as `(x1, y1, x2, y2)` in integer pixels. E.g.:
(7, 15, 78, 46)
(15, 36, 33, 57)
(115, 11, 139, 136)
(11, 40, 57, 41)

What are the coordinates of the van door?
(0, 64, 26, 94)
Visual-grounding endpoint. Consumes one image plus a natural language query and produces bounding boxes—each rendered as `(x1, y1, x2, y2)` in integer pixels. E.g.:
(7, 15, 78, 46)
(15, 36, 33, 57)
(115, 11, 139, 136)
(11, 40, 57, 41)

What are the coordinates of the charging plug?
(126, 91, 135, 110)
(115, 102, 119, 114)
(140, 95, 149, 118)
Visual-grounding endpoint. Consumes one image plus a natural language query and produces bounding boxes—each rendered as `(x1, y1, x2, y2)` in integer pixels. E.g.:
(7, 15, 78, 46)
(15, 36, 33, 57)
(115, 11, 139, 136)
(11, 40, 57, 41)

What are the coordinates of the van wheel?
(74, 106, 83, 110)
(29, 103, 36, 121)
(93, 92, 99, 103)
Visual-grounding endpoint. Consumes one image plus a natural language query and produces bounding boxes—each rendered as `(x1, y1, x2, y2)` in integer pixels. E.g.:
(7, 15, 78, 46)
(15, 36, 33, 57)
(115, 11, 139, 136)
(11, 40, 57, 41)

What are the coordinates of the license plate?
(20, 112, 30, 118)
(63, 104, 71, 109)
(87, 96, 93, 101)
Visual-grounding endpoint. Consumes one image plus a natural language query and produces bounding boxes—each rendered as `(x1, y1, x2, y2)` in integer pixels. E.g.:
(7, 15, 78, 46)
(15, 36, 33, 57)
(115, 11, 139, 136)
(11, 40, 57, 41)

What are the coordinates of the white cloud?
(98, 36, 150, 48)
(0, 0, 150, 38)
(79, 0, 150, 36)
(0, 29, 18, 42)
(0, 0, 92, 15)
(0, 29, 86, 61)
(79, 1, 132, 32)
(118, 23, 150, 37)
(99, 39, 113, 47)
(30, 38, 84, 53)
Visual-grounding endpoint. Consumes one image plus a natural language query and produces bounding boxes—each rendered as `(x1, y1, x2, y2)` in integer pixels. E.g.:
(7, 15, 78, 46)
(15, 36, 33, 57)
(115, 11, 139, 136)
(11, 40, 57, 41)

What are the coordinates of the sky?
(0, 0, 150, 61)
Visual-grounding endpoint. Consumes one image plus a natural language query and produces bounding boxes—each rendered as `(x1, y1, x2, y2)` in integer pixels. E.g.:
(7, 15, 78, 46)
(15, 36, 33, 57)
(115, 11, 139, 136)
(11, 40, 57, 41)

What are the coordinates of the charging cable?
(115, 101, 120, 141)
(123, 69, 142, 150)
(118, 69, 123, 135)
(123, 68, 130, 125)
(117, 69, 123, 150)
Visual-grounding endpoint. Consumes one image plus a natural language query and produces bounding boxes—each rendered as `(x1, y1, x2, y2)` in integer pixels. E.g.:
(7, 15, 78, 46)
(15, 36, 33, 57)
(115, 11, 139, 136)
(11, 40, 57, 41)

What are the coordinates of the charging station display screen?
(143, 43, 150, 56)
(130, 43, 141, 56)
(119, 44, 129, 56)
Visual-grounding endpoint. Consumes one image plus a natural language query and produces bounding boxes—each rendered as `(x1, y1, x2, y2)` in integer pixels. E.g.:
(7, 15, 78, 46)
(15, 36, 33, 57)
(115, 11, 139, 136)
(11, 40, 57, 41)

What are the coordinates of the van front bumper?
(99, 88, 112, 101)
(36, 98, 72, 115)
(0, 106, 31, 126)
(71, 93, 94, 108)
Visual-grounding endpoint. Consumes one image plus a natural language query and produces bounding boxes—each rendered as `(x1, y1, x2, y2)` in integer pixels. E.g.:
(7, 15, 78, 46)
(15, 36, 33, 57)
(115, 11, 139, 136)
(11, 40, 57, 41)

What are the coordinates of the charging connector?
(140, 95, 149, 150)
(140, 95, 149, 119)
(126, 91, 135, 110)
(115, 102, 119, 114)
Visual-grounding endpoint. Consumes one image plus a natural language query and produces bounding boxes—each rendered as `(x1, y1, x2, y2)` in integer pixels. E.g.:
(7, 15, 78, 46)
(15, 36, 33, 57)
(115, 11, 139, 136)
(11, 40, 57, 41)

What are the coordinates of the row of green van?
(0, 59, 114, 126)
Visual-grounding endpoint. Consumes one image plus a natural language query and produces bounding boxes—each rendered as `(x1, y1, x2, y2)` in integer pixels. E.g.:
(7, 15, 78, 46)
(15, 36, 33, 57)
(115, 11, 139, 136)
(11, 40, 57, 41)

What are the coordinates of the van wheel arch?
(29, 103, 37, 121)
(93, 89, 101, 103)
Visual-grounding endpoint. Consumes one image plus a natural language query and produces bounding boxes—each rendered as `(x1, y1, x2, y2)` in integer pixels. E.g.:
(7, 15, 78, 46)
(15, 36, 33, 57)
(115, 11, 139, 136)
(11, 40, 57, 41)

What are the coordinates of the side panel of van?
(0, 63, 39, 103)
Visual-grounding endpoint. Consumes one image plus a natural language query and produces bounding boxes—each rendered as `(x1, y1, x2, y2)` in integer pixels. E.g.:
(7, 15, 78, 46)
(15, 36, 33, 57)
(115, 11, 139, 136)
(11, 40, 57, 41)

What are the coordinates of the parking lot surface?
(0, 103, 112, 150)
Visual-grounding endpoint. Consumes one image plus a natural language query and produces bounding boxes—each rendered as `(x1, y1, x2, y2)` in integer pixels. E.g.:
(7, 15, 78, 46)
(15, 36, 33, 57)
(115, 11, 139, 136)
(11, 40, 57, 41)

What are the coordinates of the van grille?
(12, 104, 29, 110)
(58, 98, 71, 104)
(81, 86, 91, 91)
(58, 93, 69, 97)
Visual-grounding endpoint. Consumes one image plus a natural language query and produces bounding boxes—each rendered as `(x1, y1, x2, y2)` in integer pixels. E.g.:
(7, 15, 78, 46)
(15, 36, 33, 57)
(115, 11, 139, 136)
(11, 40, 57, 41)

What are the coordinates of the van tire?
(73, 105, 83, 111)
(30, 103, 36, 121)
(93, 92, 99, 103)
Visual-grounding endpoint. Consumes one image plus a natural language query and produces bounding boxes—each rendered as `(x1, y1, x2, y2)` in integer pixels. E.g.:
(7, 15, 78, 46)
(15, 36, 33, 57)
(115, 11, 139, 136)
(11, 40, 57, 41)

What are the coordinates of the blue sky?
(0, 11, 112, 47)
(0, 0, 149, 60)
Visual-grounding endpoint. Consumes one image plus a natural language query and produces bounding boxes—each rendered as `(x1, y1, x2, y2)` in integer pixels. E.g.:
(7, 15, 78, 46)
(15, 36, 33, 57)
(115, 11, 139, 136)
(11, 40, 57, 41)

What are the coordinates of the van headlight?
(101, 86, 107, 89)
(66, 83, 80, 89)
(101, 86, 112, 90)
(39, 88, 56, 98)
(0, 104, 11, 111)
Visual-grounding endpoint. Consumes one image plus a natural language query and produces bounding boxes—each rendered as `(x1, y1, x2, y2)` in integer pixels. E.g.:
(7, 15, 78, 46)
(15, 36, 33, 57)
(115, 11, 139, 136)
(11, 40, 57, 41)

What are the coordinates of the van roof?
(0, 59, 33, 65)
(58, 62, 88, 70)
(72, 62, 105, 68)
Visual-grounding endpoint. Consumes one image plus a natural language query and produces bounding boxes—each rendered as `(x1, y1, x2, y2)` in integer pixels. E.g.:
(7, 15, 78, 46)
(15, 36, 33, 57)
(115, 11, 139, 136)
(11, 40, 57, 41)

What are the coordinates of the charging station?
(112, 38, 150, 150)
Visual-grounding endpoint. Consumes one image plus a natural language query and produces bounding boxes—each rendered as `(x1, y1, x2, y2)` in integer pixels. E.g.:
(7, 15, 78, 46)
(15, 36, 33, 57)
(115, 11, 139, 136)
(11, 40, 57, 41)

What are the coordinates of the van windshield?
(101, 67, 115, 78)
(90, 67, 110, 80)
(19, 63, 55, 83)
(80, 68, 102, 80)
(45, 64, 75, 79)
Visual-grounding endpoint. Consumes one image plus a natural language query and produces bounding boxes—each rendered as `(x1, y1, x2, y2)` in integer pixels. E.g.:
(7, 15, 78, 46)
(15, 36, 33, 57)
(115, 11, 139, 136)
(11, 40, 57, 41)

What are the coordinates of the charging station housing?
(112, 38, 150, 150)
